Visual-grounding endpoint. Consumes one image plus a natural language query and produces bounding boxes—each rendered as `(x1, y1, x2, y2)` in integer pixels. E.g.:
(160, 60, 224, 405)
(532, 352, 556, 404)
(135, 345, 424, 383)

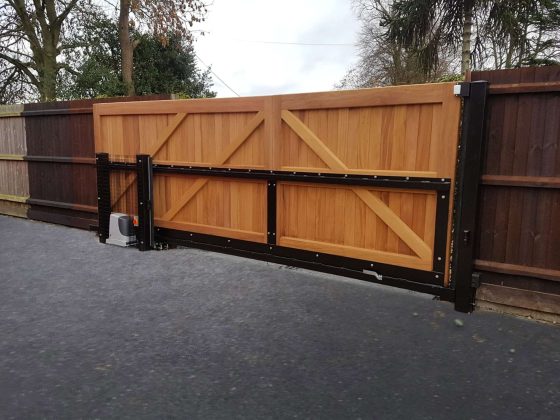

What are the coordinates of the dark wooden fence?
(0, 95, 171, 229)
(471, 66, 560, 315)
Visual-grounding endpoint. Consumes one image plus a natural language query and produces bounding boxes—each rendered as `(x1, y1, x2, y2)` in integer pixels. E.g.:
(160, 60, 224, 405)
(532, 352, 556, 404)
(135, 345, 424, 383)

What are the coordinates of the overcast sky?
(192, 0, 360, 97)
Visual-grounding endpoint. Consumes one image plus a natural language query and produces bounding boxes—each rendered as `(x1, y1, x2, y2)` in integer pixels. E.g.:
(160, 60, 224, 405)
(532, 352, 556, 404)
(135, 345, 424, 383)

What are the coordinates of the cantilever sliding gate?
(94, 82, 488, 311)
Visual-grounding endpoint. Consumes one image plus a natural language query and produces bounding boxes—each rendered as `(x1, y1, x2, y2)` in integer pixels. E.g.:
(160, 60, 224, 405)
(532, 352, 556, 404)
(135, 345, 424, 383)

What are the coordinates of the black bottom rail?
(155, 227, 454, 300)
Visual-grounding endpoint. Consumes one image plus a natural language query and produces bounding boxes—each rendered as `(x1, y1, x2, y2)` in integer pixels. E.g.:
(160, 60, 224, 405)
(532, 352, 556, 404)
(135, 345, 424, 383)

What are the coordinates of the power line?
(197, 33, 354, 47)
(195, 53, 240, 97)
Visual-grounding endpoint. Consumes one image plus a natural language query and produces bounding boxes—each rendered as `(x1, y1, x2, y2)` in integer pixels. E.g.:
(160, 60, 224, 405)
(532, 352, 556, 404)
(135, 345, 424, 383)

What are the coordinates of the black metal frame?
(452, 81, 489, 312)
(104, 156, 452, 295)
(136, 155, 155, 251)
(96, 153, 111, 243)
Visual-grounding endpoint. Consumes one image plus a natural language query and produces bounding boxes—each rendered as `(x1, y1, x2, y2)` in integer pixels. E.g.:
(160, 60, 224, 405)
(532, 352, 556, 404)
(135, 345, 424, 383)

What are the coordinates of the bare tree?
(0, 0, 83, 101)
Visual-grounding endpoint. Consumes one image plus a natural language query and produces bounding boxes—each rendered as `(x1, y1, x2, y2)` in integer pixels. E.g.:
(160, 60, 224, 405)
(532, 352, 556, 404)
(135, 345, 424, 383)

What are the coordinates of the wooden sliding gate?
(95, 83, 469, 303)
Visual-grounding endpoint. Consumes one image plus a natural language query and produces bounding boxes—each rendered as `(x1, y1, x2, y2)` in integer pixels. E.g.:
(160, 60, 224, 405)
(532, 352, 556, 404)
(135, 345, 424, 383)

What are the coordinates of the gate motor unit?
(106, 213, 137, 247)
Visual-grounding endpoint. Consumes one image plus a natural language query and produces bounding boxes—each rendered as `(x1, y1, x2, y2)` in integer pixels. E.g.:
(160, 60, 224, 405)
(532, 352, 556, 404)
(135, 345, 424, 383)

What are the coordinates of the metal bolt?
(316, 254, 319, 257)
(269, 246, 272, 250)
(344, 174, 348, 177)
(140, 201, 143, 205)
(273, 233, 276, 236)
(437, 257, 442, 261)
(267, 231, 270, 234)
(190, 233, 193, 237)
(138, 160, 141, 163)
(227, 239, 231, 243)
(441, 195, 446, 199)
(406, 177, 410, 180)
(435, 274, 439, 279)
(370, 263, 374, 267)
(97, 197, 100, 200)
(441, 178, 445, 182)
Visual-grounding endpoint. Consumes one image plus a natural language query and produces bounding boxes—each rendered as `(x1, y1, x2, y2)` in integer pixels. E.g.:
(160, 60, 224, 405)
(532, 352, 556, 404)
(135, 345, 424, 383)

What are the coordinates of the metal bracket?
(456, 82, 471, 97)
(471, 272, 481, 288)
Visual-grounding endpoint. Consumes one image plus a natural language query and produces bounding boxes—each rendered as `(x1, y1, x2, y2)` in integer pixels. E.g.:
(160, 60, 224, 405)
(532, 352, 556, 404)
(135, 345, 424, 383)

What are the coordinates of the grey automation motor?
(106, 213, 137, 247)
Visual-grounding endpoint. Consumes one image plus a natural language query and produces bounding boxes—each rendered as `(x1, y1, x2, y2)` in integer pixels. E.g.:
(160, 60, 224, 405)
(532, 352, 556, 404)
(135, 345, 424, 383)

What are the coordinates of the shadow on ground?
(0, 216, 558, 419)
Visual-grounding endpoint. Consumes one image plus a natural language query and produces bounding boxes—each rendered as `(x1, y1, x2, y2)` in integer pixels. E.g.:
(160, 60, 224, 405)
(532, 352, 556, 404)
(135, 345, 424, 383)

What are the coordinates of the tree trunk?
(39, 37, 58, 101)
(461, 0, 474, 75)
(119, 0, 135, 96)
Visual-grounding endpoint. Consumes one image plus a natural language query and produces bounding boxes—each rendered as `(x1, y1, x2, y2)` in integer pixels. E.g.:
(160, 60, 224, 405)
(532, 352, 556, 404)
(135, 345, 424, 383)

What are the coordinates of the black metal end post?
(452, 81, 489, 312)
(96, 153, 111, 243)
(136, 154, 154, 251)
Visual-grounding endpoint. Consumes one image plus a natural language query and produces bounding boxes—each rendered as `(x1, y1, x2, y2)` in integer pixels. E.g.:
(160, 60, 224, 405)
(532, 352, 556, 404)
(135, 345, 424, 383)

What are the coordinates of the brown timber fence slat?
(0, 95, 172, 228)
(0, 104, 28, 218)
(471, 66, 560, 314)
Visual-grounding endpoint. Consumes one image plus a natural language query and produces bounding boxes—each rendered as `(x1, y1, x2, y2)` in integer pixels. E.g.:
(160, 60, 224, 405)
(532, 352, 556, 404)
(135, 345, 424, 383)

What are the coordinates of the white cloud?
(193, 0, 359, 97)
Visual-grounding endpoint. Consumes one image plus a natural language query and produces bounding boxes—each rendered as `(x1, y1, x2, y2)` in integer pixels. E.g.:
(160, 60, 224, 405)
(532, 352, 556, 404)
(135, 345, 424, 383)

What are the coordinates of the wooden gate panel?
(277, 183, 436, 270)
(95, 84, 461, 282)
(153, 175, 266, 243)
(279, 104, 440, 176)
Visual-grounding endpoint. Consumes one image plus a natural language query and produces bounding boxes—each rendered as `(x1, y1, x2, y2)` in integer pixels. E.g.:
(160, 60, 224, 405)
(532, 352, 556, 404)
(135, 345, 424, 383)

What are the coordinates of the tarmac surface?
(0, 215, 559, 419)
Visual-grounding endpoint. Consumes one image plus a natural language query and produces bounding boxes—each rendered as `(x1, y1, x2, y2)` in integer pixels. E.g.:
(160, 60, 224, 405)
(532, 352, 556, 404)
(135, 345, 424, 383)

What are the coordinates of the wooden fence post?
(453, 81, 489, 312)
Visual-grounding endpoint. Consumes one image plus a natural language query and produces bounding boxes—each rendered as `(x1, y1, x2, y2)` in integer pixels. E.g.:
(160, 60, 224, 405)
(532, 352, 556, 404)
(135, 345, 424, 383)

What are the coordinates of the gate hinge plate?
(471, 272, 481, 288)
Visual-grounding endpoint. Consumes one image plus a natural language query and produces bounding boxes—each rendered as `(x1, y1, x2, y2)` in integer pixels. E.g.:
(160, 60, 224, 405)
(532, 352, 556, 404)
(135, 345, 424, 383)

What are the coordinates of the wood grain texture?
(0, 113, 28, 217)
(472, 65, 560, 301)
(95, 84, 461, 273)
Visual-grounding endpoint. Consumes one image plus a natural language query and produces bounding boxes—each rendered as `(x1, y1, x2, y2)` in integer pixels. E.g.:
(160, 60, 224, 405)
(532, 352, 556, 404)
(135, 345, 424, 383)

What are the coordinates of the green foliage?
(437, 73, 464, 82)
(58, 11, 214, 100)
(133, 34, 215, 98)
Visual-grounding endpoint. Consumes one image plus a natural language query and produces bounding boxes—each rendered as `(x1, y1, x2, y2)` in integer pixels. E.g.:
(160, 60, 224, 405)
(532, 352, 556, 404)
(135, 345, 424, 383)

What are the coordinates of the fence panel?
(471, 66, 560, 315)
(23, 95, 171, 229)
(95, 84, 461, 284)
(0, 104, 28, 218)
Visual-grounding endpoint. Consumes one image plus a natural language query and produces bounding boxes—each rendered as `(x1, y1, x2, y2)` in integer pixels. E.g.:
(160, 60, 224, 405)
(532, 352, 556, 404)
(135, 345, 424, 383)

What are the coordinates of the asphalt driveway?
(0, 215, 558, 419)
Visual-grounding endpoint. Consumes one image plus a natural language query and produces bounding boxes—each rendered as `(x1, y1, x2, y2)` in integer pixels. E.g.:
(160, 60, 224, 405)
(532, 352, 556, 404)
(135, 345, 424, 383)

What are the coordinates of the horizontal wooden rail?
(477, 284, 560, 315)
(481, 175, 560, 188)
(0, 154, 24, 161)
(0, 193, 29, 203)
(26, 155, 96, 165)
(0, 154, 95, 164)
(21, 108, 93, 117)
(27, 198, 97, 213)
(475, 259, 560, 282)
(489, 81, 560, 95)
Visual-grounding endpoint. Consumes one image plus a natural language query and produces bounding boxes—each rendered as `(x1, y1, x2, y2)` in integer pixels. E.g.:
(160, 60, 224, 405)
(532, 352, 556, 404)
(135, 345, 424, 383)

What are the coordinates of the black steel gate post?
(267, 180, 277, 245)
(96, 153, 111, 243)
(136, 154, 154, 251)
(453, 81, 489, 312)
